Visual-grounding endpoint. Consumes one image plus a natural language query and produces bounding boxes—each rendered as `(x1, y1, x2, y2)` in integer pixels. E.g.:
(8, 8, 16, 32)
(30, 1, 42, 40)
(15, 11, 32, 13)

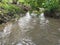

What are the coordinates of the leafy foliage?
(0, 2, 24, 14)
(42, 0, 60, 12)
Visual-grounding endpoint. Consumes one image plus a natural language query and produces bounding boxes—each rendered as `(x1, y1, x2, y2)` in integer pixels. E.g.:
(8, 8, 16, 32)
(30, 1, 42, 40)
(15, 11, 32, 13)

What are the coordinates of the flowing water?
(0, 12, 60, 45)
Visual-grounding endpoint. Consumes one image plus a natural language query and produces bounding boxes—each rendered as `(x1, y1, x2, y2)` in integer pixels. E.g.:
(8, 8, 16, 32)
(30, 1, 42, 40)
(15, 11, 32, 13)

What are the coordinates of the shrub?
(42, 0, 59, 12)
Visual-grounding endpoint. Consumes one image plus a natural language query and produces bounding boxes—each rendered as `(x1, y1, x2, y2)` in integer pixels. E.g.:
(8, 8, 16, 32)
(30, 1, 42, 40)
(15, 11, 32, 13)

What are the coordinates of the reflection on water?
(0, 12, 60, 45)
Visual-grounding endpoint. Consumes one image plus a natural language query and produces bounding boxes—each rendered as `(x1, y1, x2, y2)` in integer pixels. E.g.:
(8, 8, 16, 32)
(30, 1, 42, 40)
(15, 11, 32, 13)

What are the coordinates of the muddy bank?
(44, 9, 60, 18)
(0, 3, 30, 24)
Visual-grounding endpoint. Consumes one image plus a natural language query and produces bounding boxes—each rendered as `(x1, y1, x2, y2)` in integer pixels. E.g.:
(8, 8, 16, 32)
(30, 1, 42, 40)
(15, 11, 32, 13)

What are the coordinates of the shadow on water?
(0, 12, 60, 45)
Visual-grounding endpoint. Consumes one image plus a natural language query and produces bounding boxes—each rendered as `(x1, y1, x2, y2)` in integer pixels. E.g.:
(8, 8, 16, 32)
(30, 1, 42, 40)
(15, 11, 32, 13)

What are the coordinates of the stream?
(0, 12, 60, 45)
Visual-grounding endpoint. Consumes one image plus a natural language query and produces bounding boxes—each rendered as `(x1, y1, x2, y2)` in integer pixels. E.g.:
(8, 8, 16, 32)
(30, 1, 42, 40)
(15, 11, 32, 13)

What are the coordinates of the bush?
(0, 3, 21, 14)
(42, 0, 59, 12)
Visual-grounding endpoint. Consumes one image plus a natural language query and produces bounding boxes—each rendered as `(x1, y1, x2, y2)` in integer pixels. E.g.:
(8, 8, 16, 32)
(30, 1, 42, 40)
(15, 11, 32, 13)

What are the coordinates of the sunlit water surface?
(0, 12, 60, 45)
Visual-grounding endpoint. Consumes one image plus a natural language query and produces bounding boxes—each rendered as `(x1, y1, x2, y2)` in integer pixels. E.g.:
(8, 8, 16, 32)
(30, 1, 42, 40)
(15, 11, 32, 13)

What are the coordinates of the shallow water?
(0, 12, 60, 45)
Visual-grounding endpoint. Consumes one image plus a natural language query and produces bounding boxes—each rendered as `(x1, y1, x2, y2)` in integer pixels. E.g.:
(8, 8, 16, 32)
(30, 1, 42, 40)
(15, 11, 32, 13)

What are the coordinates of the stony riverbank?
(0, 2, 29, 24)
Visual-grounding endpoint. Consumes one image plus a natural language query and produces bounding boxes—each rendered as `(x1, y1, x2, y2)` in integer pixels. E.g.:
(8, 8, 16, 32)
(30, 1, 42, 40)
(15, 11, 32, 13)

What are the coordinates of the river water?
(0, 12, 60, 45)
